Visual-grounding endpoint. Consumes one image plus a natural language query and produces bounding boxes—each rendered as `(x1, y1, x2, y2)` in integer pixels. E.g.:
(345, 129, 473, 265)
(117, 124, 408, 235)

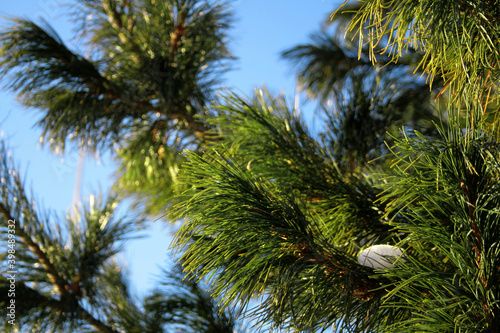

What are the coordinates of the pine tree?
(172, 1, 500, 332)
(0, 0, 234, 216)
(3, 0, 500, 331)
(0, 141, 247, 332)
(0, 1, 246, 331)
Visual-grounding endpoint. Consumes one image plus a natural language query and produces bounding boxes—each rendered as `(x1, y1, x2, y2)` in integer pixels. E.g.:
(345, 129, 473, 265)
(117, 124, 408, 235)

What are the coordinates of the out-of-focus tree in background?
(0, 0, 234, 216)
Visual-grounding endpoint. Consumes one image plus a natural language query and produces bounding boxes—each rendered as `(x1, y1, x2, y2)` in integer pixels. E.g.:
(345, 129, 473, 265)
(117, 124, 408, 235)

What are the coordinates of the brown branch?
(461, 171, 493, 327)
(169, 9, 187, 62)
(102, 0, 140, 62)
(0, 202, 69, 299)
(285, 238, 382, 301)
(1, 203, 120, 333)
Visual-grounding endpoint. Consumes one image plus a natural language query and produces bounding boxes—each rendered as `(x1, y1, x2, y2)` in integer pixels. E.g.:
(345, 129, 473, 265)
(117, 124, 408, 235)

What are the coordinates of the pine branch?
(0, 142, 143, 332)
(0, 0, 235, 219)
(336, 0, 500, 107)
(144, 262, 247, 333)
(0, 140, 247, 332)
(206, 89, 394, 243)
(0, 202, 69, 299)
(0, 277, 119, 333)
(281, 28, 420, 101)
(377, 107, 500, 331)
(101, 0, 141, 62)
(0, 18, 108, 95)
(173, 149, 391, 331)
(0, 0, 234, 152)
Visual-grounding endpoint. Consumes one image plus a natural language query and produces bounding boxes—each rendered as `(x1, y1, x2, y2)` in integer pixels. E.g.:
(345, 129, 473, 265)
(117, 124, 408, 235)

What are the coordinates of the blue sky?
(0, 0, 338, 298)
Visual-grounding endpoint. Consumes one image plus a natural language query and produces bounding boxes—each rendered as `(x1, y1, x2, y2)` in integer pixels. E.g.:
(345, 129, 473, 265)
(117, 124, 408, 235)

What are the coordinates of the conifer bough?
(0, 0, 235, 215)
(337, 0, 500, 106)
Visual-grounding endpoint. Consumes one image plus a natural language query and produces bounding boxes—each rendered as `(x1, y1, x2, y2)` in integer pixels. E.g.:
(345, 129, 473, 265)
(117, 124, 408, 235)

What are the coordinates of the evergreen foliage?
(172, 1, 500, 332)
(173, 89, 400, 332)
(2, 0, 500, 332)
(0, 0, 234, 216)
(174, 96, 500, 332)
(377, 109, 500, 331)
(0, 141, 247, 332)
(145, 263, 248, 333)
(337, 0, 500, 106)
(281, 12, 444, 167)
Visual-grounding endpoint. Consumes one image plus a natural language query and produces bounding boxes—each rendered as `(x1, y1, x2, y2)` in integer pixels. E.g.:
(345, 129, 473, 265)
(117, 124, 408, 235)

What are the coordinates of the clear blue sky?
(0, 0, 339, 299)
